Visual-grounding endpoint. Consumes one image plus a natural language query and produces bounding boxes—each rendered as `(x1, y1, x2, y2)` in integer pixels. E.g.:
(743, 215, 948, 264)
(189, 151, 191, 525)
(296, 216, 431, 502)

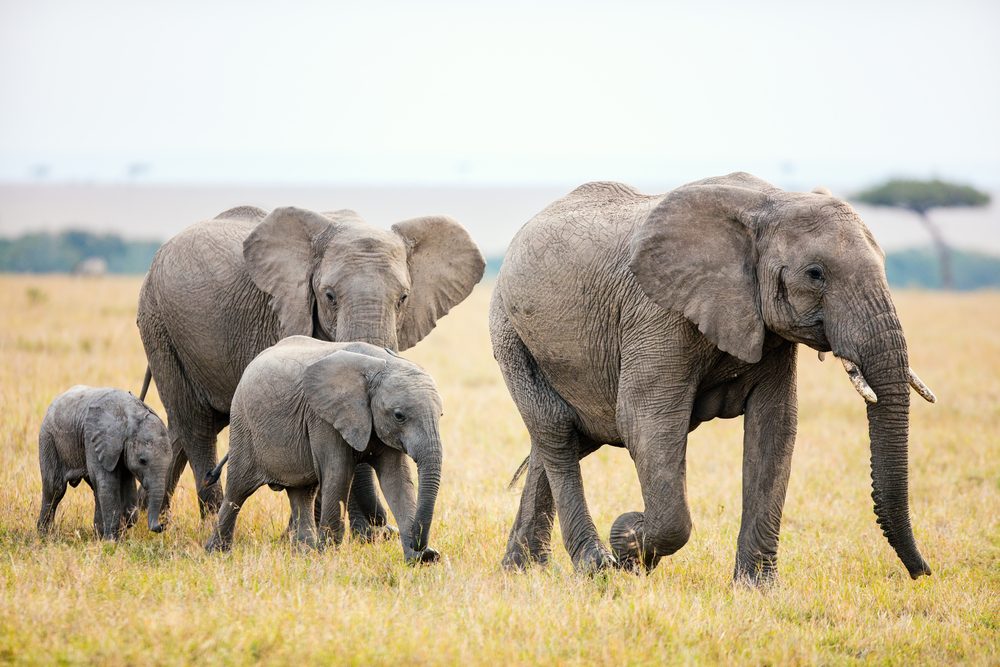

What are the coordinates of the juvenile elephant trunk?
(146, 479, 166, 533)
(839, 296, 930, 579)
(411, 446, 442, 553)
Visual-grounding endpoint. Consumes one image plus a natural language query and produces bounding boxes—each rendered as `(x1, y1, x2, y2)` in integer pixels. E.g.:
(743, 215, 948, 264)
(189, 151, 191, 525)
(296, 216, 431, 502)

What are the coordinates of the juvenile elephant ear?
(304, 351, 388, 452)
(391, 216, 486, 350)
(629, 180, 771, 363)
(85, 401, 127, 472)
(244, 207, 334, 338)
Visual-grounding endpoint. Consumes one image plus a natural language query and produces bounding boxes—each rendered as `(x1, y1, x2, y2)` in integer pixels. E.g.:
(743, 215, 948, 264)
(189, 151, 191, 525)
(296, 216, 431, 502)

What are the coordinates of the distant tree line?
(0, 230, 160, 274)
(2, 227, 999, 290)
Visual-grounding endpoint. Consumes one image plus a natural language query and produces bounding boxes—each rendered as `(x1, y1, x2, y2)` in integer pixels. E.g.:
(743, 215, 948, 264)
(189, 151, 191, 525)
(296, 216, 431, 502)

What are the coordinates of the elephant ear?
(391, 216, 486, 350)
(243, 207, 335, 338)
(629, 181, 771, 363)
(85, 401, 127, 472)
(303, 351, 387, 452)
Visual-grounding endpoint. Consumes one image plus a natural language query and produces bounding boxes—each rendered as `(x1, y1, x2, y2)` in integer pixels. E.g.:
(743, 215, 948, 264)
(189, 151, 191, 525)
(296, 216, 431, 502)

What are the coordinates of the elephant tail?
(139, 366, 152, 402)
(507, 456, 530, 490)
(204, 454, 229, 486)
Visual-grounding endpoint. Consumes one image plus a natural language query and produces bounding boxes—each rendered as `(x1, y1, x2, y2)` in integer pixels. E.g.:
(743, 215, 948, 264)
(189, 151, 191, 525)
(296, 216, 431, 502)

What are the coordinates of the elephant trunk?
(410, 437, 442, 553)
(146, 475, 166, 533)
(336, 297, 398, 351)
(836, 294, 930, 579)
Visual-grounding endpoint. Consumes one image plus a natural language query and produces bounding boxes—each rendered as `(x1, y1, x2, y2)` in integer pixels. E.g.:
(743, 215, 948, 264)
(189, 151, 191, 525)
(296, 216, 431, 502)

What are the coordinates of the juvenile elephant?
(205, 337, 443, 563)
(137, 205, 484, 532)
(492, 173, 935, 584)
(37, 386, 170, 539)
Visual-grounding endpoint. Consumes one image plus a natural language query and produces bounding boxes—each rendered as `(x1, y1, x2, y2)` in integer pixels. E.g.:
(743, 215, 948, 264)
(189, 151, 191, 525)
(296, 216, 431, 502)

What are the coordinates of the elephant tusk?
(908, 368, 937, 403)
(841, 358, 878, 404)
(818, 351, 826, 362)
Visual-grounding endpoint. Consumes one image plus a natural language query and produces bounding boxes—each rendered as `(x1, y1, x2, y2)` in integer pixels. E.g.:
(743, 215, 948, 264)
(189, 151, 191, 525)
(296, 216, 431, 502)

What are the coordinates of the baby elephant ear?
(85, 402, 127, 472)
(304, 351, 387, 452)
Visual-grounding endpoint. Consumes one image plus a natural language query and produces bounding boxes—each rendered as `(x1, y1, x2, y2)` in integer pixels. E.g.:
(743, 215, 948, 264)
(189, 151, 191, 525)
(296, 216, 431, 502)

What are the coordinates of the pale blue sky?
(1, 0, 998, 187)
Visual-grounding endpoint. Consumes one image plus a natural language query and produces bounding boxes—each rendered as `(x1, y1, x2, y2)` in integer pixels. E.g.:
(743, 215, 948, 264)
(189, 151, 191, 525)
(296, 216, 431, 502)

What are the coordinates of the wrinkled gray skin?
(137, 206, 483, 534)
(492, 173, 932, 584)
(205, 338, 443, 563)
(37, 386, 170, 539)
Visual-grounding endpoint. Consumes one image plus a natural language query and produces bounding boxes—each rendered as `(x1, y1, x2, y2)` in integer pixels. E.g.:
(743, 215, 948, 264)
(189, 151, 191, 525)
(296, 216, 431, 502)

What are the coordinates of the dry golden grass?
(0, 274, 997, 665)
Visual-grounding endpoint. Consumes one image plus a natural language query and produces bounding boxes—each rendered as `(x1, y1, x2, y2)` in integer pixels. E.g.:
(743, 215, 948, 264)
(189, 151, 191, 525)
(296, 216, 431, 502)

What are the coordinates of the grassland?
(0, 275, 997, 665)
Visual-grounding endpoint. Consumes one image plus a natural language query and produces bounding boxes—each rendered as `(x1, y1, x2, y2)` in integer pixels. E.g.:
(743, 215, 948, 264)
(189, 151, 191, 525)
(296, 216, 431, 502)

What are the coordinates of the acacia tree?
(854, 178, 990, 289)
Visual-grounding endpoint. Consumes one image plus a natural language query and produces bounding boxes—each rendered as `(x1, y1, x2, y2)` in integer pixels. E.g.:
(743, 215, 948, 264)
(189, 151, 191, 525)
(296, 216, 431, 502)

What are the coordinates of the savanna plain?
(0, 275, 997, 665)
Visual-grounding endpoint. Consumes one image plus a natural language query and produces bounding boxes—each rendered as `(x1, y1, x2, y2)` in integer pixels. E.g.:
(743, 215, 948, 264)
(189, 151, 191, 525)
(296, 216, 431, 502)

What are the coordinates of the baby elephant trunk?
(146, 471, 167, 533)
(411, 446, 442, 553)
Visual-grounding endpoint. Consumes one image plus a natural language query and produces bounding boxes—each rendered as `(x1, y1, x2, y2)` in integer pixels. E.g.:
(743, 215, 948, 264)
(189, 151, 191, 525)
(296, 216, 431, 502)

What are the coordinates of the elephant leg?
(287, 485, 319, 550)
(345, 463, 392, 541)
(121, 471, 139, 530)
(317, 454, 354, 548)
(492, 300, 611, 572)
(503, 450, 556, 569)
(164, 404, 225, 519)
(372, 449, 439, 563)
(93, 471, 125, 540)
(205, 467, 261, 553)
(734, 346, 798, 586)
(37, 467, 67, 534)
(37, 432, 66, 534)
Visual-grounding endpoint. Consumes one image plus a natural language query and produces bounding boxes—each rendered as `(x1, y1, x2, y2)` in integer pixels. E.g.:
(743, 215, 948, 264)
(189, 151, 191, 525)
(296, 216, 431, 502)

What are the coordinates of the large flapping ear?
(85, 401, 127, 472)
(304, 351, 388, 452)
(629, 176, 772, 363)
(243, 207, 335, 338)
(391, 216, 486, 350)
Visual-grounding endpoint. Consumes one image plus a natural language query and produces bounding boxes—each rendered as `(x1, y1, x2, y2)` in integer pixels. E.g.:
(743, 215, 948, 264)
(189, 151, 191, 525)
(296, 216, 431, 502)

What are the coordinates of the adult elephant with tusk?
(492, 172, 935, 584)
(137, 205, 484, 531)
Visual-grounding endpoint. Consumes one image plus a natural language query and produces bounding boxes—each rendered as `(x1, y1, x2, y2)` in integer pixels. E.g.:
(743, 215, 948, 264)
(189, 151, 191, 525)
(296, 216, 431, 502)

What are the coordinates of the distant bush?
(0, 230, 160, 274)
(885, 247, 1000, 290)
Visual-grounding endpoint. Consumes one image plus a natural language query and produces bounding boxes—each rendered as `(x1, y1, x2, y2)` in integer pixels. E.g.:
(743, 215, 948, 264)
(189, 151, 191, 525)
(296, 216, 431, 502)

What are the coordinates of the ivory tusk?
(818, 351, 826, 362)
(841, 358, 878, 404)
(908, 368, 937, 403)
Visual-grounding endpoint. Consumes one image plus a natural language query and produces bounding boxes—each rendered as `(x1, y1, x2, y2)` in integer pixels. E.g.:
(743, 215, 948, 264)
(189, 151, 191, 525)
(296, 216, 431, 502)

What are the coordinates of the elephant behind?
(492, 173, 935, 583)
(137, 205, 484, 524)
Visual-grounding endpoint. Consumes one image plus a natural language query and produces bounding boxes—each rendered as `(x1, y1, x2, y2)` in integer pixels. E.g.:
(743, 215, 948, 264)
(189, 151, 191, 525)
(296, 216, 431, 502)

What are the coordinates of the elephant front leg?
(734, 348, 798, 586)
(92, 472, 125, 540)
(316, 454, 354, 548)
(346, 463, 393, 541)
(121, 472, 139, 530)
(373, 450, 439, 564)
(503, 450, 556, 570)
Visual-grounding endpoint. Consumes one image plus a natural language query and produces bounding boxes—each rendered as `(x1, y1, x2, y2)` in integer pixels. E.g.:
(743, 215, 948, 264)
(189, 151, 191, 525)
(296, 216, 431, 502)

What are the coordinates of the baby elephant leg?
(92, 471, 125, 540)
(317, 454, 354, 548)
(37, 465, 67, 534)
(287, 485, 320, 549)
(206, 469, 261, 552)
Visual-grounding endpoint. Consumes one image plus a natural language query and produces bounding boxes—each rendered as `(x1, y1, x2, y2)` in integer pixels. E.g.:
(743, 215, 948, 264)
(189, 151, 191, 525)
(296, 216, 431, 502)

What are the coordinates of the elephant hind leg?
(491, 292, 612, 572)
(206, 466, 262, 553)
(37, 450, 66, 535)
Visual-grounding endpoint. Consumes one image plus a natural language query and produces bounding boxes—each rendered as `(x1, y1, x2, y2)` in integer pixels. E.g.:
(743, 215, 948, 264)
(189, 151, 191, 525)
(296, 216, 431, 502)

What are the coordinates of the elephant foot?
(502, 537, 551, 571)
(733, 553, 778, 588)
(571, 541, 617, 574)
(610, 512, 661, 573)
(205, 533, 231, 553)
(198, 483, 224, 518)
(405, 546, 441, 565)
(351, 520, 398, 543)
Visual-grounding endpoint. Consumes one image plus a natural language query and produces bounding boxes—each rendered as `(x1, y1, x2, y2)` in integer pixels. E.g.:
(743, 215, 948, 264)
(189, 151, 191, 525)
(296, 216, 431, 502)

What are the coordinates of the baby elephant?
(37, 386, 170, 539)
(206, 337, 444, 563)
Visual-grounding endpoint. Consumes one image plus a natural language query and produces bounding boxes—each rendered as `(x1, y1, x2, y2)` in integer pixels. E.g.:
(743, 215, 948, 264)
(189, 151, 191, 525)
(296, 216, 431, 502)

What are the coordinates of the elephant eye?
(325, 290, 337, 304)
(805, 266, 825, 282)
(397, 293, 408, 308)
(393, 409, 406, 423)
(138, 455, 148, 466)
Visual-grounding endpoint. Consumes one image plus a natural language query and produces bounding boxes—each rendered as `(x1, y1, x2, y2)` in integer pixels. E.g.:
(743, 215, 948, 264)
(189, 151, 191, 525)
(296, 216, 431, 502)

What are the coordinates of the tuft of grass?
(0, 275, 997, 665)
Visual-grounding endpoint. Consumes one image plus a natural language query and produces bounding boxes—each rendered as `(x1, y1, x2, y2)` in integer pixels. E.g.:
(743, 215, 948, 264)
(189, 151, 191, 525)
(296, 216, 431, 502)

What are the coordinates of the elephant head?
(86, 398, 171, 532)
(243, 207, 485, 351)
(629, 172, 934, 579)
(304, 350, 444, 557)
